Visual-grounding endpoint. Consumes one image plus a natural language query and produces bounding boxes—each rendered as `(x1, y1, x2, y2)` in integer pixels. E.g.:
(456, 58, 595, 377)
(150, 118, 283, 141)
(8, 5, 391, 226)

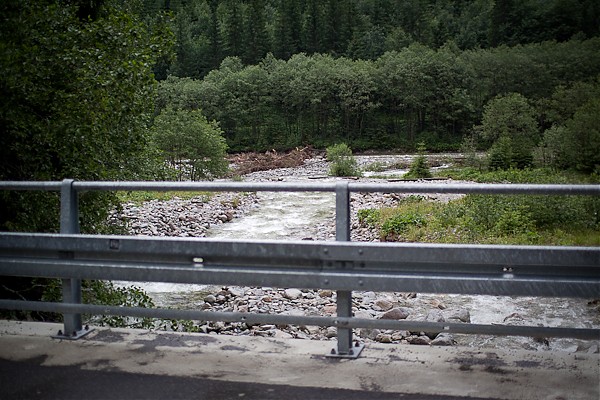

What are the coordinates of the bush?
(152, 107, 229, 181)
(357, 208, 380, 227)
(41, 279, 156, 328)
(488, 136, 513, 170)
(404, 142, 432, 178)
(326, 143, 361, 177)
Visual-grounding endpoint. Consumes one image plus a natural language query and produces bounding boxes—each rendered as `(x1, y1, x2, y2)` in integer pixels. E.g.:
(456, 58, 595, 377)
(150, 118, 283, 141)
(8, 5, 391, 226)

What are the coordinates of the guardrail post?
(56, 179, 90, 339)
(330, 182, 363, 358)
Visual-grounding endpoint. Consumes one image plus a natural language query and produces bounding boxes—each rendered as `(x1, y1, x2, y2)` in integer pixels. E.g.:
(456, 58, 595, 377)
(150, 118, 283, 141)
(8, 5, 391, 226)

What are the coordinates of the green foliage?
(459, 134, 485, 169)
(326, 143, 361, 177)
(371, 168, 600, 245)
(155, 37, 600, 154)
(534, 79, 600, 173)
(117, 191, 211, 206)
(42, 279, 156, 328)
(381, 211, 427, 239)
(357, 208, 381, 227)
(0, 1, 173, 232)
(488, 136, 514, 170)
(476, 93, 539, 170)
(152, 107, 229, 180)
(404, 142, 432, 178)
(154, 0, 600, 77)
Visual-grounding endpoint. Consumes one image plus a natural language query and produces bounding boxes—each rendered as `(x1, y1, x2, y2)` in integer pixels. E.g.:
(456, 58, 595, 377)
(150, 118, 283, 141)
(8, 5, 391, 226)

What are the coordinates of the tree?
(536, 79, 600, 172)
(326, 143, 361, 177)
(539, 98, 600, 173)
(242, 0, 270, 64)
(273, 0, 302, 59)
(562, 98, 600, 173)
(152, 108, 229, 180)
(0, 0, 173, 232)
(476, 93, 540, 169)
(221, 0, 244, 57)
(405, 142, 432, 178)
(0, 0, 172, 323)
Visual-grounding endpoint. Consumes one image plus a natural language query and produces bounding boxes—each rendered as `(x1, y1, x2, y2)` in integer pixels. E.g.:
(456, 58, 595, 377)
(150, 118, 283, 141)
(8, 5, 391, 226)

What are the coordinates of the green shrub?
(42, 280, 156, 329)
(404, 142, 432, 179)
(357, 208, 381, 227)
(326, 143, 361, 177)
(381, 211, 427, 238)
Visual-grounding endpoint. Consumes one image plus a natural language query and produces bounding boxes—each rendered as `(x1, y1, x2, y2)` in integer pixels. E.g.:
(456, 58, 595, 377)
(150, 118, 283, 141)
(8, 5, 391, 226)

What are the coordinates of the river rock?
(425, 309, 445, 323)
(408, 335, 432, 345)
(445, 308, 471, 323)
(284, 288, 303, 300)
(326, 326, 337, 338)
(376, 333, 393, 343)
(204, 294, 217, 304)
(380, 307, 410, 320)
(431, 333, 455, 346)
(375, 299, 394, 311)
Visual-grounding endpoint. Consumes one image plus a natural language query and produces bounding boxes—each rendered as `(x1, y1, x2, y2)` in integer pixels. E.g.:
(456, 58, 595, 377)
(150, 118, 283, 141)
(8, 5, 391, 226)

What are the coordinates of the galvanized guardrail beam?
(1, 234, 599, 299)
(1, 179, 599, 354)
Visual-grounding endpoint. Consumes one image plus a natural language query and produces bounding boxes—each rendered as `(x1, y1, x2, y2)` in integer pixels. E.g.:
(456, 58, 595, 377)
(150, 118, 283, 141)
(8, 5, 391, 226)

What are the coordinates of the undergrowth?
(359, 169, 600, 246)
(116, 191, 212, 205)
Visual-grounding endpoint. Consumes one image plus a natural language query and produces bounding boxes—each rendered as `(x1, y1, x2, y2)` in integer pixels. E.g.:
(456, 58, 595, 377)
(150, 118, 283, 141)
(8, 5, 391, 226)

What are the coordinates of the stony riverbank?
(109, 155, 599, 353)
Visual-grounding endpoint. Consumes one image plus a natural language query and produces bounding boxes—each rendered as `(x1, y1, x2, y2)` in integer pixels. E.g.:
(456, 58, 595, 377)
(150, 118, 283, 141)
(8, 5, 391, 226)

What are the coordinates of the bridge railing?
(0, 179, 599, 358)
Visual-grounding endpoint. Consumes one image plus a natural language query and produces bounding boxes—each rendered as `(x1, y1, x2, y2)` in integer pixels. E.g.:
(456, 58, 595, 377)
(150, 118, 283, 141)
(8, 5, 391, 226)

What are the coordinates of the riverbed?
(114, 154, 599, 353)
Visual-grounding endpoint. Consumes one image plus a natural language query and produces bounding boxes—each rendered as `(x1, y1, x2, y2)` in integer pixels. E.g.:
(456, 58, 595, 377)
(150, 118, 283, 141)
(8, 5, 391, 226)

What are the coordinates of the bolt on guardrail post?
(56, 179, 90, 339)
(330, 182, 363, 358)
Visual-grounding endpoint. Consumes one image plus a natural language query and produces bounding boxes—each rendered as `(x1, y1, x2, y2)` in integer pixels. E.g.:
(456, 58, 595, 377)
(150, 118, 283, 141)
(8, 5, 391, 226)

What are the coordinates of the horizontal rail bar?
(0, 181, 63, 191)
(73, 181, 337, 193)
(1, 234, 598, 297)
(2, 234, 598, 270)
(1, 181, 598, 196)
(0, 300, 597, 340)
(349, 182, 600, 195)
(1, 258, 597, 298)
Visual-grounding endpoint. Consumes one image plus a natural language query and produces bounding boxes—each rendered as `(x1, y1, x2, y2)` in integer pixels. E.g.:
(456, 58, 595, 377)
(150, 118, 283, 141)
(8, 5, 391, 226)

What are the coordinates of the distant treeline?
(157, 38, 600, 152)
(142, 0, 600, 79)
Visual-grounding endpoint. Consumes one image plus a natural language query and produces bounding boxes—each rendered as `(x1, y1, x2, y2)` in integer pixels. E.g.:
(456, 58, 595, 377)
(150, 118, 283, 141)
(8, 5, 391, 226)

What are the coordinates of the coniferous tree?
(242, 0, 269, 64)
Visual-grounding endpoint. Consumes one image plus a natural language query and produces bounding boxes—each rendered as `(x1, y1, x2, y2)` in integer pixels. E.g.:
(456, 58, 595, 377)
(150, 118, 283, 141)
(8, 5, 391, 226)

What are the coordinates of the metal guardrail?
(0, 179, 599, 358)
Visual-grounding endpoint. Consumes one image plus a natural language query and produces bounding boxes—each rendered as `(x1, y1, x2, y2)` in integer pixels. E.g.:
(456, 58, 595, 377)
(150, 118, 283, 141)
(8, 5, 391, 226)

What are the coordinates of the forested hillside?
(145, 0, 600, 157)
(156, 39, 600, 154)
(143, 0, 600, 78)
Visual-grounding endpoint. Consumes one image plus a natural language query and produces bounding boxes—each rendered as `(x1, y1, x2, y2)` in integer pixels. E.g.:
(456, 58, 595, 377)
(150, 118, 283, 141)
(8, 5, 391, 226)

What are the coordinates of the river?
(118, 154, 599, 353)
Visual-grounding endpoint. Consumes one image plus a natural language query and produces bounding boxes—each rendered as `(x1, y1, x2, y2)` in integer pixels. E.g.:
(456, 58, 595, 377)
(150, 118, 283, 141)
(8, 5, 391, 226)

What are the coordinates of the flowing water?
(118, 155, 598, 353)
(206, 189, 335, 240)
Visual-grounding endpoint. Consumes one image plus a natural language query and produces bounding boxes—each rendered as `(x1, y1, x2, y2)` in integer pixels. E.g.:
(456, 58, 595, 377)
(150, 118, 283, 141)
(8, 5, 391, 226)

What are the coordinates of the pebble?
(431, 333, 455, 346)
(408, 335, 432, 345)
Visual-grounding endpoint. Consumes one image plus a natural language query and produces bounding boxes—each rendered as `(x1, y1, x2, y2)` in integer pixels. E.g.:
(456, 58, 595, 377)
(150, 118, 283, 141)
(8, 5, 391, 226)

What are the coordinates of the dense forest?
(144, 0, 600, 78)
(143, 0, 600, 159)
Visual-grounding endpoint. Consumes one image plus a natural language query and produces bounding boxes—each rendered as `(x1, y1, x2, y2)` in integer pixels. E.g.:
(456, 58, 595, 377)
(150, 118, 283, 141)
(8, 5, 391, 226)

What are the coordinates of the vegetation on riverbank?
(116, 191, 212, 206)
(360, 169, 600, 246)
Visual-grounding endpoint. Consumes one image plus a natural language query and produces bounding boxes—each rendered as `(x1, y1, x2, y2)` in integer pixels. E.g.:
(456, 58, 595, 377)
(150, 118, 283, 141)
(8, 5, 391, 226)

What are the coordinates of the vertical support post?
(56, 179, 89, 339)
(332, 182, 363, 357)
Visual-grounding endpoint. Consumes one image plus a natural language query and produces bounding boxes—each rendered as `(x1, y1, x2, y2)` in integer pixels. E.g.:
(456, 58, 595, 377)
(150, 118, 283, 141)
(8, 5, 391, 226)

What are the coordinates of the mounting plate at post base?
(326, 342, 365, 359)
(52, 326, 94, 340)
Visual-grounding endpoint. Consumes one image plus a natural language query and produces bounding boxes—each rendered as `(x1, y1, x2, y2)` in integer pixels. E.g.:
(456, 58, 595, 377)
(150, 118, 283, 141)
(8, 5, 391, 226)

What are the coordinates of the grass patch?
(116, 191, 212, 205)
(359, 169, 599, 246)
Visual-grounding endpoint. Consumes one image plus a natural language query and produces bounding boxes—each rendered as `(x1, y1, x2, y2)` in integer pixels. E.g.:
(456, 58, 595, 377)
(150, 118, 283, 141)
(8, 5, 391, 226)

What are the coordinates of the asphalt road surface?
(0, 358, 495, 400)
